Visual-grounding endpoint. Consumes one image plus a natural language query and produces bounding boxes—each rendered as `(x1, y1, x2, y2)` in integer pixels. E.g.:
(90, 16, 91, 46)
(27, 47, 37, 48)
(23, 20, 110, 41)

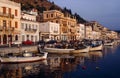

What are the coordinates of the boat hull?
(0, 53, 48, 63)
(104, 42, 114, 46)
(44, 48, 75, 54)
(90, 44, 103, 51)
(71, 46, 90, 53)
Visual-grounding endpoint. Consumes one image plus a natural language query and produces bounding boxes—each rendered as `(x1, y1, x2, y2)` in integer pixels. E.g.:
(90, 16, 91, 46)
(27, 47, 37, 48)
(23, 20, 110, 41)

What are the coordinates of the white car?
(12, 41, 22, 45)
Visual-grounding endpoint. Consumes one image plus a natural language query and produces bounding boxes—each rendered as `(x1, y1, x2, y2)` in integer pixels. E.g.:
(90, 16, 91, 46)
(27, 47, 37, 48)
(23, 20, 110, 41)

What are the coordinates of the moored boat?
(44, 47, 75, 54)
(89, 44, 103, 51)
(70, 46, 90, 53)
(104, 41, 114, 46)
(0, 51, 48, 63)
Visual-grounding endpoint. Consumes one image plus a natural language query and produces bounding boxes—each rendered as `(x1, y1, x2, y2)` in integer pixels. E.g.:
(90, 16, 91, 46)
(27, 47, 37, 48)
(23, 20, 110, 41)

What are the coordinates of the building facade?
(0, 0, 21, 45)
(39, 21, 60, 40)
(43, 10, 77, 40)
(21, 11, 39, 43)
(85, 26, 92, 39)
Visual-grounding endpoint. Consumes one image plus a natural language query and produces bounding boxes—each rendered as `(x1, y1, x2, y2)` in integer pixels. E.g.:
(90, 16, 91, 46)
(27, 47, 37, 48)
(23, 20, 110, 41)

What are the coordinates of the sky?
(50, 0, 120, 30)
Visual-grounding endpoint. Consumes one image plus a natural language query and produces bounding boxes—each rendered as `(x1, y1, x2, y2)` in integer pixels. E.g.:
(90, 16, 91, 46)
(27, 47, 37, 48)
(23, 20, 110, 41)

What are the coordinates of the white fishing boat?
(104, 41, 114, 46)
(70, 46, 90, 53)
(44, 47, 75, 54)
(89, 44, 103, 51)
(0, 51, 48, 63)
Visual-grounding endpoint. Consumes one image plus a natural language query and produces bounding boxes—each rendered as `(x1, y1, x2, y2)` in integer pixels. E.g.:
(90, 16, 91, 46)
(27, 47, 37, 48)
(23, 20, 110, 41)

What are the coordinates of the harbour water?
(0, 44, 120, 78)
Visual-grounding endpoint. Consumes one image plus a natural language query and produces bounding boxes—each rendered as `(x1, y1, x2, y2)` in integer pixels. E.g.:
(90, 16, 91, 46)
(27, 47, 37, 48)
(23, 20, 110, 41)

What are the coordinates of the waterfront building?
(0, 0, 21, 45)
(43, 10, 77, 40)
(39, 21, 60, 40)
(79, 24, 85, 40)
(21, 9, 39, 43)
(76, 24, 80, 40)
(91, 31, 101, 39)
(106, 31, 118, 39)
(85, 26, 93, 39)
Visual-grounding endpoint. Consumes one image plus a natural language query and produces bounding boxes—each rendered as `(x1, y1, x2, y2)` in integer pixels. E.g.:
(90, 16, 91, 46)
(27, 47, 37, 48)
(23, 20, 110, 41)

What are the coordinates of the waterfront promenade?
(0, 45, 38, 54)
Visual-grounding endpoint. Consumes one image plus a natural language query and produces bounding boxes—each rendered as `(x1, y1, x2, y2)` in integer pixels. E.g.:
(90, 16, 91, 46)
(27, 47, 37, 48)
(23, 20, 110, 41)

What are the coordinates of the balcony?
(0, 26, 14, 31)
(25, 28, 37, 32)
(53, 31, 58, 33)
(6, 27, 14, 31)
(0, 12, 14, 18)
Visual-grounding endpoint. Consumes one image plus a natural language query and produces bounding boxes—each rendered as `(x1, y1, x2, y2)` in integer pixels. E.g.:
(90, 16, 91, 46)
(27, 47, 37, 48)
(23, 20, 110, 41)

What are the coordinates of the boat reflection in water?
(0, 60, 48, 78)
(89, 51, 103, 62)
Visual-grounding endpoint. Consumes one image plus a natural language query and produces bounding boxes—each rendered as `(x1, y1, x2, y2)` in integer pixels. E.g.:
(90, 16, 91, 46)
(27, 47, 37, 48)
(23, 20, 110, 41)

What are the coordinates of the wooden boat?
(44, 47, 75, 54)
(70, 46, 90, 53)
(104, 41, 114, 46)
(89, 44, 103, 51)
(0, 52, 48, 63)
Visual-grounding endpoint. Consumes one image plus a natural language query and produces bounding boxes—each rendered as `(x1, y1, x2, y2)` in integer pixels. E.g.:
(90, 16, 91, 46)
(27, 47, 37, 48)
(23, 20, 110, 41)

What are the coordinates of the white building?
(79, 24, 85, 39)
(21, 11, 39, 43)
(76, 24, 85, 40)
(85, 26, 92, 39)
(39, 22, 60, 40)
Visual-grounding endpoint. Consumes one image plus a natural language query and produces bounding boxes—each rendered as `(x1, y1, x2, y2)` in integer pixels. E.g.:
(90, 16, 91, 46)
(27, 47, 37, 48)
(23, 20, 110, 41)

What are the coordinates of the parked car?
(12, 41, 22, 45)
(22, 40, 33, 45)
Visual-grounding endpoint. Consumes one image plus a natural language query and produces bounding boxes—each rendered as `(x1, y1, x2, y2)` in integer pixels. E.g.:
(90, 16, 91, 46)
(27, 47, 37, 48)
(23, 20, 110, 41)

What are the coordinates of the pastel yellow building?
(43, 10, 77, 40)
(0, 0, 21, 45)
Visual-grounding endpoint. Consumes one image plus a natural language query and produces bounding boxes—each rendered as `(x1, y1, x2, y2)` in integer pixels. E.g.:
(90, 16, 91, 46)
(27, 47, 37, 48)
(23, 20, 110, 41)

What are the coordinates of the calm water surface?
(0, 44, 120, 78)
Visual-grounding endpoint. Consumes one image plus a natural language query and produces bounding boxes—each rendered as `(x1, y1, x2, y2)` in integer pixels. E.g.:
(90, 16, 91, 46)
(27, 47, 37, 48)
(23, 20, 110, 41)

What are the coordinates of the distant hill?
(11, 0, 87, 23)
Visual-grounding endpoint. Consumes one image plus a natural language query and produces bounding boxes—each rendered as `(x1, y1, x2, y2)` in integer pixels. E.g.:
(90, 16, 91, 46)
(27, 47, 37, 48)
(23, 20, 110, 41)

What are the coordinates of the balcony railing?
(0, 12, 14, 18)
(25, 28, 37, 32)
(0, 26, 14, 31)
(54, 31, 58, 33)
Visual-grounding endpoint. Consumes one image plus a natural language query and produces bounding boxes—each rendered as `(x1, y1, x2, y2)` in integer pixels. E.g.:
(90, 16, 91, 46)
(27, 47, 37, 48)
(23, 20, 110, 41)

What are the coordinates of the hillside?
(11, 0, 87, 23)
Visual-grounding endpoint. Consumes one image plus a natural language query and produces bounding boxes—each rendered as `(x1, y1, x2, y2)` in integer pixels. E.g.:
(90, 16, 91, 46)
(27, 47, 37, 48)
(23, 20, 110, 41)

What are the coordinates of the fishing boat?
(0, 51, 48, 63)
(70, 46, 90, 53)
(104, 41, 114, 46)
(44, 47, 75, 54)
(89, 44, 103, 51)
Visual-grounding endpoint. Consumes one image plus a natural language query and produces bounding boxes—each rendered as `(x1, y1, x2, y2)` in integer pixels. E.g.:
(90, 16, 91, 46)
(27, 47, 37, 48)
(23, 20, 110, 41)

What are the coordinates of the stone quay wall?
(0, 46, 38, 54)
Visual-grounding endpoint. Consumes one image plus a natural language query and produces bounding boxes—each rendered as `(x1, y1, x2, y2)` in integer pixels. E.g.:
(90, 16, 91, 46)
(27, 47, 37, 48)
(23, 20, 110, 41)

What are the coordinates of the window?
(21, 23, 24, 29)
(31, 36, 33, 41)
(51, 14, 53, 17)
(15, 35, 18, 40)
(35, 36, 37, 42)
(8, 8, 11, 15)
(3, 20, 6, 27)
(25, 24, 27, 29)
(27, 35, 29, 40)
(2, 7, 6, 14)
(29, 24, 31, 30)
(9, 21, 11, 28)
(22, 35, 25, 41)
(46, 14, 49, 18)
(15, 9, 18, 16)
(15, 22, 18, 28)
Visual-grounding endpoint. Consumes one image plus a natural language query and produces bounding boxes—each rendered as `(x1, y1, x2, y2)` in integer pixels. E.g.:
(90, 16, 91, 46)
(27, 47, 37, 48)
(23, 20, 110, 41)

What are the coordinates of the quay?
(0, 45, 38, 54)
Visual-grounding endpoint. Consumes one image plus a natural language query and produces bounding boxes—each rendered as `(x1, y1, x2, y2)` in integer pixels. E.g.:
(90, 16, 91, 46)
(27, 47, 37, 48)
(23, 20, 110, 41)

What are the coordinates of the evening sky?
(50, 0, 120, 30)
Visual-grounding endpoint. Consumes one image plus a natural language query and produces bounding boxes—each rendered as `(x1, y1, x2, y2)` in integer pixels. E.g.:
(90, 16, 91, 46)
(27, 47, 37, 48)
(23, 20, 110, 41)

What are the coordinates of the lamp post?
(39, 32, 41, 41)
